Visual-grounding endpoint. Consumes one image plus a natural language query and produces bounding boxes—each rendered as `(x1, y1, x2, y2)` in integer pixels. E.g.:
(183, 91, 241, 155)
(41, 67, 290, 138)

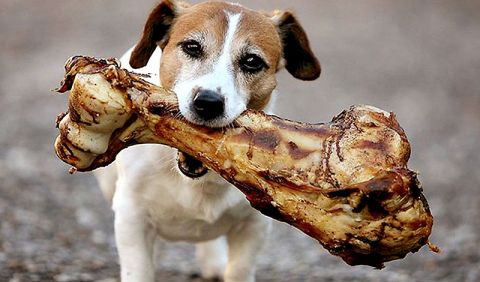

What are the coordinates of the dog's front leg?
(224, 213, 271, 282)
(113, 178, 156, 282)
(196, 237, 228, 280)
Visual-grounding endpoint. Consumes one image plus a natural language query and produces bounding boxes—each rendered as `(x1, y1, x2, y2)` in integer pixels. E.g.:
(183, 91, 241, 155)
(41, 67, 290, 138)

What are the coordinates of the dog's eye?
(239, 54, 266, 74)
(180, 40, 203, 59)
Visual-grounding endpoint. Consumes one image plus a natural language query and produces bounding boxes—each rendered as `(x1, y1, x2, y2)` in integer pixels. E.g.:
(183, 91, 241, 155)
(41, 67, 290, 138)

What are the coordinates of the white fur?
(174, 13, 247, 128)
(94, 12, 274, 282)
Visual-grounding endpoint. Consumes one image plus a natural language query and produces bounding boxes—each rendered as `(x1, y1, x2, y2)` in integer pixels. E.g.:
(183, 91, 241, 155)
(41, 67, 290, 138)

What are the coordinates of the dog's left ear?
(130, 0, 186, 69)
(272, 11, 321, 81)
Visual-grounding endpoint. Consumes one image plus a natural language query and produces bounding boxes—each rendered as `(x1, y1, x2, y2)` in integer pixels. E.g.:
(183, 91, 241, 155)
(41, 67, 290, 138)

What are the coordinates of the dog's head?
(130, 0, 320, 127)
(129, 0, 320, 178)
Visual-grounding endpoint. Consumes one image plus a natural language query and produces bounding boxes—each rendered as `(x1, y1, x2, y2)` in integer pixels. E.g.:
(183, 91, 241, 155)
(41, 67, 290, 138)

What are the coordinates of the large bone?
(54, 56, 435, 268)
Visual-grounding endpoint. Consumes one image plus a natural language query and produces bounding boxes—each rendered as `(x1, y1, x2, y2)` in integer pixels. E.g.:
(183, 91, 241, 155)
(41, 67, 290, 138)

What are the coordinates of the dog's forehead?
(170, 2, 281, 56)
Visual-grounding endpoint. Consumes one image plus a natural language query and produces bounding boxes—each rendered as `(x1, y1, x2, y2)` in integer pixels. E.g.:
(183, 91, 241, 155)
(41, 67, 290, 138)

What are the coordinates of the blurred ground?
(1, 0, 480, 281)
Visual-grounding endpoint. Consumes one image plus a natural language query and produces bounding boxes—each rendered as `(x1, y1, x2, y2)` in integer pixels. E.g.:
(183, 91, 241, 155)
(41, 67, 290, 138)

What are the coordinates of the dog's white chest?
(141, 176, 251, 242)
(147, 206, 239, 242)
(114, 145, 252, 242)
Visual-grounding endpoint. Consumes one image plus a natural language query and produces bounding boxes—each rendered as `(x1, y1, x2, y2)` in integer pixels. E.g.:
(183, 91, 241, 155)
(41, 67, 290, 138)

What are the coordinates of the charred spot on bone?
(147, 101, 168, 115)
(252, 130, 280, 151)
(287, 141, 314, 160)
(354, 140, 387, 152)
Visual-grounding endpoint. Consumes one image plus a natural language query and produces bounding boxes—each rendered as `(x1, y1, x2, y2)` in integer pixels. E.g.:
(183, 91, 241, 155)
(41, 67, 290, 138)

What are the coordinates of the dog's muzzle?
(177, 150, 209, 178)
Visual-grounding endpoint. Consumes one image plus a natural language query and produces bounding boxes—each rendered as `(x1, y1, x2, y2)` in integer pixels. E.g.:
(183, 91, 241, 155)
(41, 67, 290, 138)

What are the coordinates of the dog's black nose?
(193, 90, 225, 120)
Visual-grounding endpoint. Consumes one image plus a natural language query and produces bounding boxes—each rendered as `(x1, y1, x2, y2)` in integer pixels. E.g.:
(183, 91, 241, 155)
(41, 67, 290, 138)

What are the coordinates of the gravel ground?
(1, 0, 479, 281)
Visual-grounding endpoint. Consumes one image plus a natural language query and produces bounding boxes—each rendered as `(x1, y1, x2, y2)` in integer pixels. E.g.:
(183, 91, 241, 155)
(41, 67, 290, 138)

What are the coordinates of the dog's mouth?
(177, 150, 209, 178)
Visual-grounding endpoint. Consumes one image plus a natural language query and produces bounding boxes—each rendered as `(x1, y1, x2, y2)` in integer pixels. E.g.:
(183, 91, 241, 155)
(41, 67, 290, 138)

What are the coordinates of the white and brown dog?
(95, 1, 320, 281)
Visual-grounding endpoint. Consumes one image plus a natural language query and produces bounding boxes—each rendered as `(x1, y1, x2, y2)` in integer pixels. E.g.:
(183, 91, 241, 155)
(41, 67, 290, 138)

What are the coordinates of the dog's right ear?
(130, 0, 179, 69)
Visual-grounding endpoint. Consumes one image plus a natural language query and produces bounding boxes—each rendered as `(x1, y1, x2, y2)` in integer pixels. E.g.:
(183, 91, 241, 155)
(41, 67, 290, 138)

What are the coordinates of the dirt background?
(1, 0, 479, 281)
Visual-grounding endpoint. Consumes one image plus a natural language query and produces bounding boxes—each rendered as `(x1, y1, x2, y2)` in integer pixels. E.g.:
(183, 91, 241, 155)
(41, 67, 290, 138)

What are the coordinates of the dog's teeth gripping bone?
(54, 56, 436, 268)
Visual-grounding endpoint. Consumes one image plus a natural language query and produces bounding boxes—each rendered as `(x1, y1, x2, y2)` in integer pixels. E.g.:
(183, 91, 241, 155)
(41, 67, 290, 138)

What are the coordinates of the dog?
(94, 1, 320, 281)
